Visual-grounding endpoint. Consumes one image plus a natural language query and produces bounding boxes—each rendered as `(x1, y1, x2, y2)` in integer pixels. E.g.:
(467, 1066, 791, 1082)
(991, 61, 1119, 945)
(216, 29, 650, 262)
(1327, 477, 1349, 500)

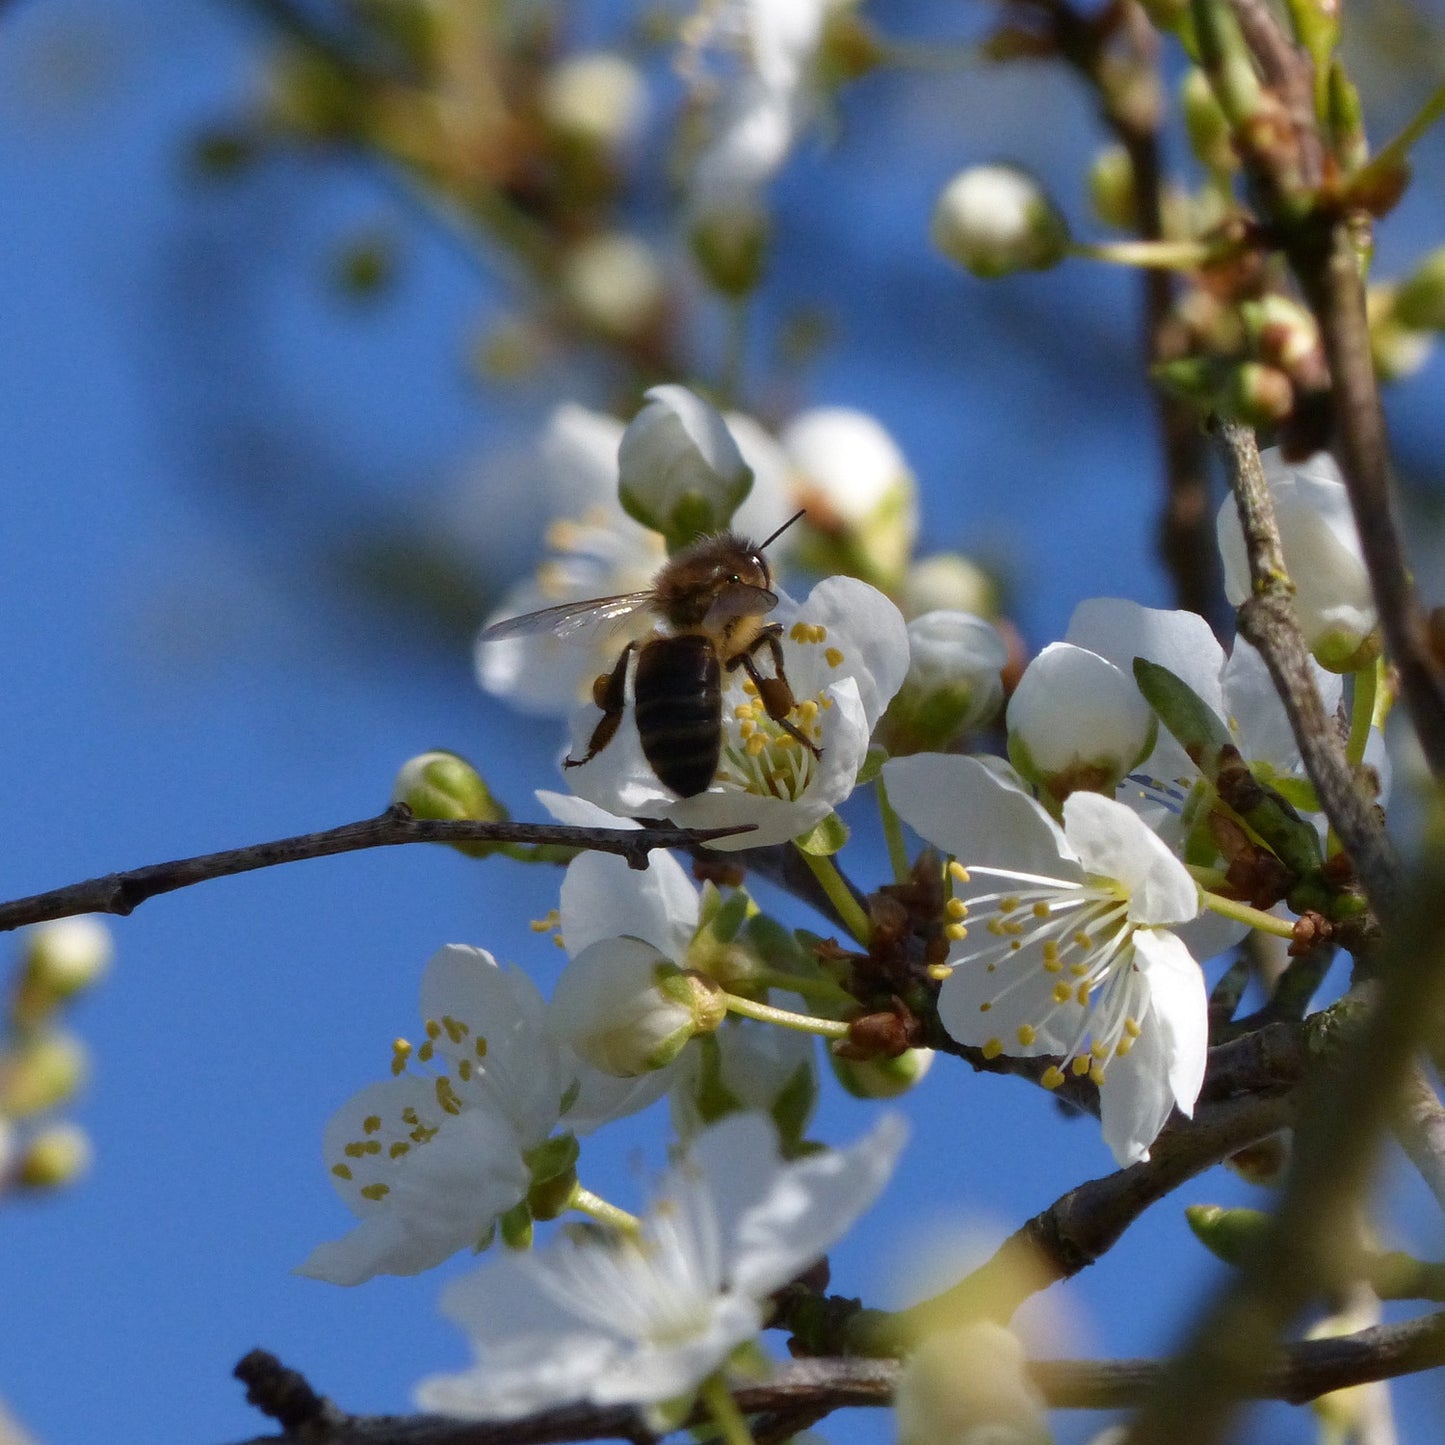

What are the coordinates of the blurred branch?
(1395, 1059, 1445, 1212)
(228, 1311, 1445, 1444)
(0, 805, 752, 932)
(1211, 416, 1398, 919)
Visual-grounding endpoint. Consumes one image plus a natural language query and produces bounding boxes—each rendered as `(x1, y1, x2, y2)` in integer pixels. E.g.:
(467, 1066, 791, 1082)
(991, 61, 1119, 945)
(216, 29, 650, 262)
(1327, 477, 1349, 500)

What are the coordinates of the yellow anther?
(986, 962, 997, 972)
(824, 647, 844, 667)
(797, 699, 819, 721)
(949, 861, 970, 883)
(417, 1040, 434, 1063)
(747, 733, 767, 756)
(359, 1183, 390, 1202)
(458, 1059, 473, 1082)
(1069, 961, 1090, 977)
(742, 676, 758, 696)
(389, 1142, 410, 1159)
(1016, 1024, 1036, 1047)
(1032, 901, 1051, 918)
(401, 1107, 419, 1125)
(435, 1077, 462, 1116)
(1091, 1041, 1110, 1060)
(821, 695, 834, 709)
(999, 896, 1019, 913)
(1124, 1017, 1142, 1038)
(738, 719, 756, 739)
(1043, 956, 1062, 974)
(1042, 941, 1060, 969)
(554, 934, 566, 949)
(946, 898, 968, 919)
(1071, 1055, 1092, 1076)
(443, 1015, 467, 1043)
(1041, 1066, 1066, 1090)
(1002, 919, 1024, 937)
(363, 1115, 382, 1135)
(1072, 931, 1093, 950)
(1089, 1064, 1106, 1087)
(425, 1019, 442, 1039)
(982, 1038, 1004, 1059)
(343, 1141, 365, 1159)
(945, 923, 968, 941)
(391, 1039, 412, 1076)
(1076, 982, 1091, 1006)
(734, 702, 756, 719)
(1053, 982, 1073, 1004)
(987, 918, 1006, 936)
(926, 963, 954, 981)
(979, 1000, 992, 1013)
(331, 1164, 353, 1181)
(1009, 939, 1021, 951)
(1115, 1037, 1133, 1057)
(789, 621, 810, 642)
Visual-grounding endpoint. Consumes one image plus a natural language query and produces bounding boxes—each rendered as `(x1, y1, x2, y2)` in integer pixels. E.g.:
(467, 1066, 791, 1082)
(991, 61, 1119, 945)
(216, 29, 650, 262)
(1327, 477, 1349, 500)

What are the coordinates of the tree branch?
(0, 806, 753, 933)
(226, 1312, 1445, 1445)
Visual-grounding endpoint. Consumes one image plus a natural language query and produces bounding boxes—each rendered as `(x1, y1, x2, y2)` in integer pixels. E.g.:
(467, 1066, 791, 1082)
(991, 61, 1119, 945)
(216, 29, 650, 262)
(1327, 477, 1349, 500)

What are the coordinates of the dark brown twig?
(224, 1313, 1445, 1444)
(0, 806, 753, 933)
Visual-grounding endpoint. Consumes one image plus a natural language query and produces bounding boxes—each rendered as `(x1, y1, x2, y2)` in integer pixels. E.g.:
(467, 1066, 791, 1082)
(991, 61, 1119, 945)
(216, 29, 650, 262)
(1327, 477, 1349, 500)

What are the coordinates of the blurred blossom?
(561, 234, 665, 340)
(16, 1121, 92, 1190)
(540, 52, 647, 152)
(896, 1322, 1052, 1445)
(21, 915, 113, 1003)
(901, 553, 998, 620)
(416, 1111, 907, 1422)
(880, 610, 1007, 754)
(1216, 448, 1378, 672)
(670, 1016, 816, 1144)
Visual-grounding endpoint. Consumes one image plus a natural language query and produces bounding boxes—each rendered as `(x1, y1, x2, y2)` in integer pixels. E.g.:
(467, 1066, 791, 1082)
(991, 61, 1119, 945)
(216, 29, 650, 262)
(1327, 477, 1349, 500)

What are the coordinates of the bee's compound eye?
(730, 574, 741, 584)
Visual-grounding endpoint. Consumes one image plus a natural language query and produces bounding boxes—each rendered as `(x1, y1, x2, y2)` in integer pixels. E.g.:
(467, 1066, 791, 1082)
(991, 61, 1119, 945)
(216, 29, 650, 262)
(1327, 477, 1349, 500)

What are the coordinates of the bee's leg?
(732, 628, 823, 758)
(564, 642, 636, 770)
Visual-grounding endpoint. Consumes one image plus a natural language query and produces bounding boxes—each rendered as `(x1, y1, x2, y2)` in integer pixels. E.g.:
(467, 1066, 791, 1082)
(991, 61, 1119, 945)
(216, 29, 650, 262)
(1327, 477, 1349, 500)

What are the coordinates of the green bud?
(1241, 295, 1320, 372)
(392, 750, 505, 858)
(17, 1122, 92, 1190)
(831, 1048, 934, 1099)
(931, 165, 1069, 278)
(0, 1031, 88, 1117)
(1184, 1202, 1272, 1265)
(1222, 361, 1295, 428)
(1393, 246, 1445, 332)
(1182, 68, 1236, 172)
(1089, 145, 1140, 230)
(690, 204, 771, 298)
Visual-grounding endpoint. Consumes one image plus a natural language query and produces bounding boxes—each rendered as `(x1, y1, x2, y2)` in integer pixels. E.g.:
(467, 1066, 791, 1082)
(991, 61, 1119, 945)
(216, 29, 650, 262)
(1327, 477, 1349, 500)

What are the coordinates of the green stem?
(1356, 77, 1445, 186)
(722, 991, 851, 1040)
(1345, 658, 1380, 768)
(571, 1187, 641, 1236)
(700, 1374, 755, 1445)
(1068, 237, 1237, 270)
(795, 847, 873, 946)
(747, 967, 853, 1008)
(1199, 888, 1297, 939)
(877, 778, 911, 885)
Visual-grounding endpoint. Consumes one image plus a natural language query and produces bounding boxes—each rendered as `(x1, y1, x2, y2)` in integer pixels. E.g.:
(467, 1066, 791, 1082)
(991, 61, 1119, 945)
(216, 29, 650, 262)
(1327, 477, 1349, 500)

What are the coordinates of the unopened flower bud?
(561, 233, 664, 339)
(1184, 1202, 1271, 1266)
(896, 1323, 1051, 1445)
(393, 750, 506, 858)
(1393, 245, 1445, 331)
(1088, 144, 1139, 230)
(831, 1047, 933, 1099)
(1217, 448, 1379, 672)
(1223, 361, 1294, 427)
(880, 611, 1008, 754)
(930, 165, 1069, 279)
(1182, 68, 1236, 172)
(617, 385, 754, 547)
(1241, 295, 1320, 372)
(783, 407, 918, 591)
(539, 52, 646, 152)
(22, 916, 113, 1003)
(17, 1122, 92, 1190)
(548, 938, 725, 1076)
(0, 1031, 88, 1117)
(901, 554, 998, 619)
(1007, 643, 1155, 800)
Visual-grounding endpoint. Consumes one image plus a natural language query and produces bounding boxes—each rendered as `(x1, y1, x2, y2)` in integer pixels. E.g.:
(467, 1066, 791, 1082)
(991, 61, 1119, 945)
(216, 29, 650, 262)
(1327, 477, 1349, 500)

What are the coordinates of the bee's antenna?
(758, 509, 806, 553)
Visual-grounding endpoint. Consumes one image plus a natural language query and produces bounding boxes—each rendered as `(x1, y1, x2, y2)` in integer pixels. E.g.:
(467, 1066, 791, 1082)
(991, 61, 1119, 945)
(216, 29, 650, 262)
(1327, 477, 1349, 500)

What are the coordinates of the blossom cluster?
(296, 354, 1387, 1442)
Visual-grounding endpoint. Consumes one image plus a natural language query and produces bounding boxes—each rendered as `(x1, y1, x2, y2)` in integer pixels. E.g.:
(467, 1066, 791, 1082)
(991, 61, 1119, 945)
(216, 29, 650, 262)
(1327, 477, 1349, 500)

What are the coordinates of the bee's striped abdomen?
(635, 635, 722, 798)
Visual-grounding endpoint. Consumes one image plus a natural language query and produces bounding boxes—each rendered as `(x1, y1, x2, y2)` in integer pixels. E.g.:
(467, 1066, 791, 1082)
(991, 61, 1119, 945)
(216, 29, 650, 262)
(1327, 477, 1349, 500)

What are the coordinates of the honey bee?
(481, 512, 818, 798)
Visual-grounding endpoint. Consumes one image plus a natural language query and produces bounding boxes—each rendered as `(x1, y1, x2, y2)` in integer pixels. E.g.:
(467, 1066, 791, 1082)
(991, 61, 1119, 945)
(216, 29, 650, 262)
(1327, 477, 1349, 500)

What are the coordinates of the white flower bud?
(1006, 642, 1156, 798)
(561, 233, 664, 339)
(617, 385, 754, 543)
(17, 1122, 93, 1191)
(1217, 448, 1378, 672)
(539, 52, 646, 151)
(23, 916, 113, 1000)
(930, 165, 1069, 278)
(0, 1030, 88, 1117)
(831, 1047, 933, 1099)
(881, 612, 1007, 753)
(896, 1323, 1052, 1445)
(782, 407, 918, 589)
(547, 938, 725, 1076)
(902, 553, 998, 619)
(393, 750, 502, 822)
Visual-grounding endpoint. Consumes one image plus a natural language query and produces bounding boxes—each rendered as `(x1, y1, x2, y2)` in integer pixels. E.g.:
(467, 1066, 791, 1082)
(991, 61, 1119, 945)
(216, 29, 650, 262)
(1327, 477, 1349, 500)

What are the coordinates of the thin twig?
(1394, 1059, 1445, 1213)
(224, 1313, 1445, 1444)
(1210, 416, 1398, 920)
(0, 806, 753, 933)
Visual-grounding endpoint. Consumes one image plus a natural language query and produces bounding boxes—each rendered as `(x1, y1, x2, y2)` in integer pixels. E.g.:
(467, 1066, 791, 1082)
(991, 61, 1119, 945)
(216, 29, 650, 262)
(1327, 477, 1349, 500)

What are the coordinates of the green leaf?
(1133, 657, 1233, 777)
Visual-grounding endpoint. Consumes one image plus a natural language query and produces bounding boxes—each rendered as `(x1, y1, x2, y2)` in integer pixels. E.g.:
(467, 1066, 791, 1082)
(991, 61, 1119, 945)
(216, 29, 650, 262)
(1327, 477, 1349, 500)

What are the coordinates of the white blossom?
(414, 1111, 907, 1420)
(896, 1323, 1052, 1445)
(885, 753, 1209, 1165)
(930, 165, 1068, 277)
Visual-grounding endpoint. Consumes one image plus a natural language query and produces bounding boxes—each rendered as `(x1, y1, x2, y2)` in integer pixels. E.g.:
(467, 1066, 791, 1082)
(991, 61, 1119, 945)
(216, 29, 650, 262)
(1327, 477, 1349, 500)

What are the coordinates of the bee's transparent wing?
(480, 591, 655, 642)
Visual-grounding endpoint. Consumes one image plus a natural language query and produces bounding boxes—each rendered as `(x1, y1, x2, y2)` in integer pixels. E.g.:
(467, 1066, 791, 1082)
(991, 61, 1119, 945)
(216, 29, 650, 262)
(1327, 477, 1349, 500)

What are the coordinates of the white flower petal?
(1133, 927, 1208, 1117)
(560, 849, 699, 961)
(1061, 792, 1199, 927)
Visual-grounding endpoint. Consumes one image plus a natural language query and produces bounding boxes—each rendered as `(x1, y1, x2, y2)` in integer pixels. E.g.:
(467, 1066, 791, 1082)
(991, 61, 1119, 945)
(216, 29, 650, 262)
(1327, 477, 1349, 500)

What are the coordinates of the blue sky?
(3, 1, 1445, 1441)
